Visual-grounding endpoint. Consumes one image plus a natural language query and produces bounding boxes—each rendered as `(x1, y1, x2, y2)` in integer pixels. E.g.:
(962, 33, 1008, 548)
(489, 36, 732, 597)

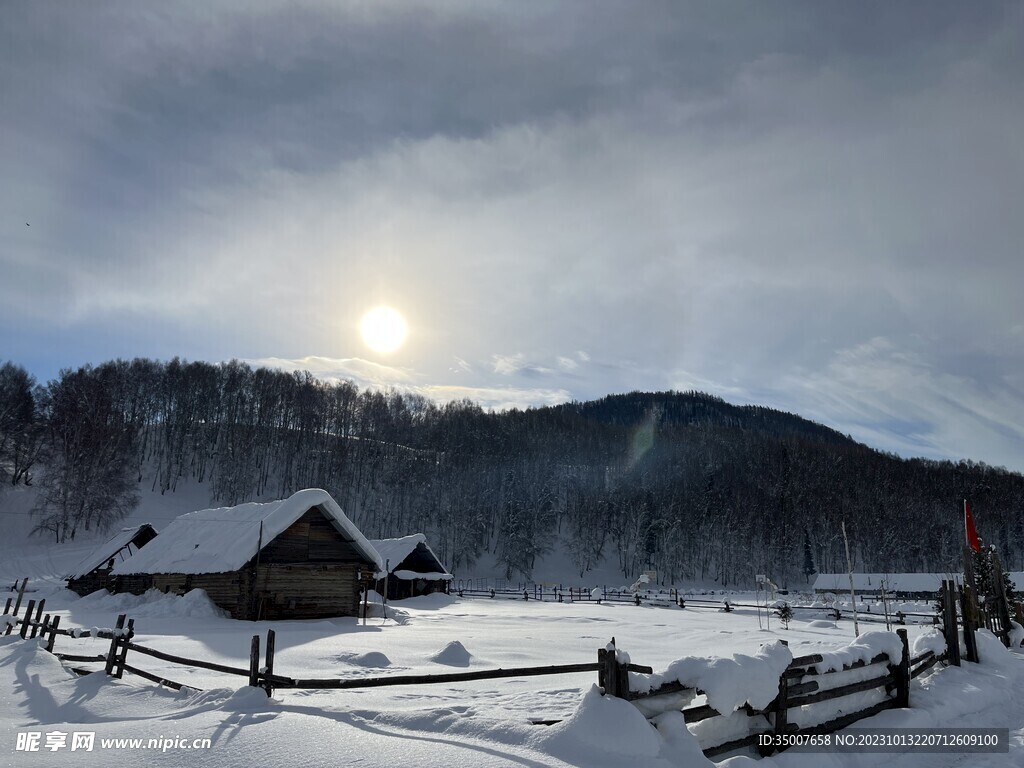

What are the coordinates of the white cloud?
(250, 356, 417, 390)
(252, 355, 571, 413)
(492, 353, 527, 376)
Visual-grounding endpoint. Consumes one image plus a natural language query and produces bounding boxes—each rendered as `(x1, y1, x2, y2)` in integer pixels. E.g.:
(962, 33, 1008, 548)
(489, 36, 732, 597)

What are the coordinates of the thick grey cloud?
(2, 2, 1023, 469)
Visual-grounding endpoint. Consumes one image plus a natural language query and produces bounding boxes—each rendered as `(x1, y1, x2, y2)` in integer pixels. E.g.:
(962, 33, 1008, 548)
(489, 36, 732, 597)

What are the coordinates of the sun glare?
(360, 306, 408, 354)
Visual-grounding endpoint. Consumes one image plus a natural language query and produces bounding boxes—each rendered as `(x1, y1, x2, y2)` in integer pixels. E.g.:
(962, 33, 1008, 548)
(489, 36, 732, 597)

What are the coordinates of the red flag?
(964, 499, 982, 553)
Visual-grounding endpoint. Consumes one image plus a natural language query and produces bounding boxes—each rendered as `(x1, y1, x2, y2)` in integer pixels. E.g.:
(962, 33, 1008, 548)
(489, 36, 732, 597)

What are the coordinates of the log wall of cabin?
(67, 570, 111, 597)
(253, 563, 363, 619)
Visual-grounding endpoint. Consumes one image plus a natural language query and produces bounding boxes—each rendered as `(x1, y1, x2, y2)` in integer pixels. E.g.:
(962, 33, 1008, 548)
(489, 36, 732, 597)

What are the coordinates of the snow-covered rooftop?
(370, 534, 451, 578)
(67, 524, 158, 579)
(813, 572, 956, 593)
(112, 489, 384, 576)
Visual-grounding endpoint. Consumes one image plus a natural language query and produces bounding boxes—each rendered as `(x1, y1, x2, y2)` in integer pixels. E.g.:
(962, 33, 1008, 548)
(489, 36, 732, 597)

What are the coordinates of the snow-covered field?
(3, 578, 1024, 768)
(3, 483, 1024, 768)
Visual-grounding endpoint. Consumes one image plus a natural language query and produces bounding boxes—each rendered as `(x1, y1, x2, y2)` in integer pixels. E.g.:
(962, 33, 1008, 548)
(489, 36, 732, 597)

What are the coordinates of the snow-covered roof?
(371, 534, 426, 569)
(812, 573, 956, 593)
(370, 534, 451, 578)
(67, 524, 158, 579)
(112, 489, 383, 576)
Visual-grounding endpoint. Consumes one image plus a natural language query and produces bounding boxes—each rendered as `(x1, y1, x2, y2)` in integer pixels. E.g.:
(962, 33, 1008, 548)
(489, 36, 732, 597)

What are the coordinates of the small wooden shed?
(371, 534, 452, 600)
(111, 489, 384, 620)
(66, 524, 159, 596)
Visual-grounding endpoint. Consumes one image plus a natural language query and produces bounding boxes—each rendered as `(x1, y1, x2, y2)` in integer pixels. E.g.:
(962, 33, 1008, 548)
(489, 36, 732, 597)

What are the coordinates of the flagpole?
(841, 518, 860, 637)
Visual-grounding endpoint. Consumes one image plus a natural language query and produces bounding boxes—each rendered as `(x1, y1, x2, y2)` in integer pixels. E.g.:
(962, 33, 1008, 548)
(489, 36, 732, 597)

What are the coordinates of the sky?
(2, 1, 1023, 470)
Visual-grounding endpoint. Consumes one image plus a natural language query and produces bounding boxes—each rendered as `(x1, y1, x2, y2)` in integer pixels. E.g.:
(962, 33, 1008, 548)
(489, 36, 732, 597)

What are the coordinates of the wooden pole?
(105, 614, 127, 675)
(46, 615, 61, 653)
(114, 619, 134, 679)
(774, 639, 790, 738)
(248, 634, 261, 688)
(841, 520, 860, 636)
(992, 552, 1013, 647)
(597, 638, 629, 699)
(942, 581, 961, 667)
(29, 599, 45, 639)
(19, 599, 35, 639)
(250, 521, 264, 621)
(891, 629, 910, 708)
(263, 629, 276, 696)
(13, 577, 27, 617)
(959, 585, 979, 663)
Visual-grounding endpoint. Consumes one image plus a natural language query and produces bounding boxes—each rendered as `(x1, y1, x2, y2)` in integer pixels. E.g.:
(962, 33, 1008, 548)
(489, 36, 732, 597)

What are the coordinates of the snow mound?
(221, 686, 280, 712)
(652, 711, 713, 765)
(975, 629, 1018, 671)
(429, 640, 473, 667)
(541, 685, 666, 762)
(814, 631, 905, 674)
(807, 620, 837, 629)
(336, 650, 392, 668)
(362, 598, 410, 625)
(911, 628, 947, 658)
(73, 588, 227, 619)
(1009, 620, 1024, 648)
(631, 640, 792, 714)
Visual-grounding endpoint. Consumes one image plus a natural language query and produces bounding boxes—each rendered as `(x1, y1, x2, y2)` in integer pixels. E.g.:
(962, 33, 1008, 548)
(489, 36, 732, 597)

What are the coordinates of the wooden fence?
(3, 579, 957, 759)
(454, 583, 940, 626)
(597, 634, 945, 756)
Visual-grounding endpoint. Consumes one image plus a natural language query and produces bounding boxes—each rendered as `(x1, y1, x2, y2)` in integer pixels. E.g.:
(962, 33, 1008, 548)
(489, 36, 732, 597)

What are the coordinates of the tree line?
(1, 358, 1022, 587)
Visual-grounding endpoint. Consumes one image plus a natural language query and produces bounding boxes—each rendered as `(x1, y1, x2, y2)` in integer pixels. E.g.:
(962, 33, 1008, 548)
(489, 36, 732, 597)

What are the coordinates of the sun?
(359, 306, 408, 354)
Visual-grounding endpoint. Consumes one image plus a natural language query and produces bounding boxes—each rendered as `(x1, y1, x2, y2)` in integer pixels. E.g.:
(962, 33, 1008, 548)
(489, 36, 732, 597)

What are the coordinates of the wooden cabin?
(66, 524, 159, 596)
(111, 489, 384, 620)
(371, 534, 452, 600)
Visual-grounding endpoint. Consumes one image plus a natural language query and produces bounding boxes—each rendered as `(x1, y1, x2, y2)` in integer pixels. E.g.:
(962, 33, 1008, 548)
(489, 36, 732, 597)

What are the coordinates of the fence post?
(890, 629, 910, 708)
(773, 640, 790, 742)
(113, 619, 135, 679)
(105, 614, 127, 675)
(941, 581, 961, 667)
(959, 585, 979, 663)
(249, 634, 261, 688)
(19, 599, 35, 639)
(598, 638, 629, 699)
(46, 615, 61, 653)
(29, 600, 45, 639)
(263, 629, 276, 696)
(992, 553, 1013, 648)
(13, 578, 28, 617)
(3, 597, 10, 615)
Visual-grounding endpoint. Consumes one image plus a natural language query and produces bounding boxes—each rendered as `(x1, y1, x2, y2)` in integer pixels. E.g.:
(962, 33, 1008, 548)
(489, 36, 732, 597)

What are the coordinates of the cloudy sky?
(2, 2, 1023, 469)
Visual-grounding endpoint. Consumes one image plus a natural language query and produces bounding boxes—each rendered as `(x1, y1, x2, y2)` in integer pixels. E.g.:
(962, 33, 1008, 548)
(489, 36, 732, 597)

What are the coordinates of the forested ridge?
(2, 358, 1022, 587)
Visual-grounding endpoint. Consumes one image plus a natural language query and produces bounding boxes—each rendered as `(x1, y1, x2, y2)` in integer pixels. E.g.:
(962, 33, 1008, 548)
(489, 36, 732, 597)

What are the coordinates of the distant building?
(812, 571, 1024, 601)
(111, 489, 383, 620)
(813, 572, 959, 599)
(371, 534, 452, 600)
(66, 524, 159, 596)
